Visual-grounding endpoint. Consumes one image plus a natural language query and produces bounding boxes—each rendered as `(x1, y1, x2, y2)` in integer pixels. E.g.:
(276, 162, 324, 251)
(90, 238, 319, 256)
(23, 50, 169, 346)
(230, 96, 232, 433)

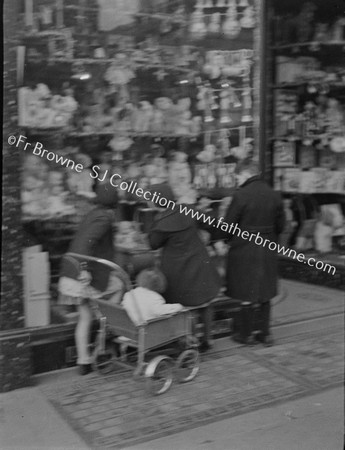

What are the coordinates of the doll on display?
(83, 103, 111, 132)
(21, 155, 50, 217)
(325, 98, 345, 135)
(303, 101, 318, 135)
(116, 102, 137, 133)
(222, 1, 241, 38)
(196, 144, 217, 163)
(218, 128, 232, 158)
(104, 54, 135, 103)
(133, 101, 154, 133)
(67, 153, 95, 199)
(197, 84, 214, 123)
(174, 97, 195, 135)
(190, 8, 207, 39)
(332, 17, 345, 42)
(240, 5, 256, 29)
(47, 170, 76, 216)
(208, 12, 221, 34)
(314, 208, 334, 253)
(109, 134, 133, 160)
(219, 87, 232, 124)
(168, 154, 197, 204)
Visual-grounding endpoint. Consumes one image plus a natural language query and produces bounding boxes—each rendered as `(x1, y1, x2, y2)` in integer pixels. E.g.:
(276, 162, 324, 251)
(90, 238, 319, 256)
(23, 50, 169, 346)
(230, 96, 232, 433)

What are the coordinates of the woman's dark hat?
(149, 183, 176, 203)
(95, 182, 118, 207)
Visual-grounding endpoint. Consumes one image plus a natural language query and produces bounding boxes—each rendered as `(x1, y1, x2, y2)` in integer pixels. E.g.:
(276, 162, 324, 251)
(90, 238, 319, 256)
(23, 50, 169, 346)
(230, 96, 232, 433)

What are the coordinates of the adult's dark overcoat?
(148, 207, 220, 306)
(222, 176, 285, 303)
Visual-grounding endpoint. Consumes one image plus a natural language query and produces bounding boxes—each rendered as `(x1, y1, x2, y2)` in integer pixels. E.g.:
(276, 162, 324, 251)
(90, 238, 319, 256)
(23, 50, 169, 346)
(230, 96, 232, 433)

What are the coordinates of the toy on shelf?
(190, 8, 207, 39)
(82, 103, 114, 133)
(312, 23, 330, 42)
(222, 1, 241, 38)
(168, 154, 197, 204)
(134, 101, 154, 133)
(22, 155, 49, 217)
(109, 135, 133, 160)
(325, 98, 345, 135)
(240, 6, 256, 29)
(219, 82, 241, 124)
(314, 204, 344, 253)
(174, 97, 195, 135)
(196, 144, 217, 163)
(18, 83, 78, 128)
(114, 221, 149, 250)
(67, 153, 95, 198)
(208, 12, 221, 34)
(104, 54, 135, 100)
(332, 17, 345, 42)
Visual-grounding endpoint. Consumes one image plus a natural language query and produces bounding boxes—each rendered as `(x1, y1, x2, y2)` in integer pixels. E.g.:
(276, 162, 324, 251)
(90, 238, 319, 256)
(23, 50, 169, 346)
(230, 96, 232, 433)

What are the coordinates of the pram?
(64, 253, 200, 395)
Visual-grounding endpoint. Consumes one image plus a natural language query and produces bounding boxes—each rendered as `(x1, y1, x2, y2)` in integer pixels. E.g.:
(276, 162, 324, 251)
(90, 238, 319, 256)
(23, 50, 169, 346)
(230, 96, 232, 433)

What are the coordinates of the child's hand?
(214, 241, 228, 256)
(197, 197, 213, 212)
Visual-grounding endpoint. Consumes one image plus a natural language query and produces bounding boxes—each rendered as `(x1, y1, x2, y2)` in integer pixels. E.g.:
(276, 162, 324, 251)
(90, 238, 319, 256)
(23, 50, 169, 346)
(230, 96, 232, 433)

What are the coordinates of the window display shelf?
(270, 134, 338, 142)
(24, 128, 200, 139)
(271, 82, 345, 90)
(271, 41, 345, 50)
(46, 57, 196, 74)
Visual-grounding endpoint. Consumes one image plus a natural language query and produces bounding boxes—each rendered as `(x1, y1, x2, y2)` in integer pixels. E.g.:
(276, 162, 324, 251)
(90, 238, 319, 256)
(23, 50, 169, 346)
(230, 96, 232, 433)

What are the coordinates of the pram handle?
(65, 252, 132, 291)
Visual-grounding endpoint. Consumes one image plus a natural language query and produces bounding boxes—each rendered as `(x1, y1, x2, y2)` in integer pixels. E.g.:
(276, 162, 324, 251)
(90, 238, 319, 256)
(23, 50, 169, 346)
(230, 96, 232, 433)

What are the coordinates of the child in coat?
(122, 268, 184, 325)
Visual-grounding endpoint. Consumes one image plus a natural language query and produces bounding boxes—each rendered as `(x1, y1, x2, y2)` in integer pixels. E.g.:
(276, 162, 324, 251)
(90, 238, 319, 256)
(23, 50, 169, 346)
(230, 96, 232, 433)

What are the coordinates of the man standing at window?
(221, 159, 285, 345)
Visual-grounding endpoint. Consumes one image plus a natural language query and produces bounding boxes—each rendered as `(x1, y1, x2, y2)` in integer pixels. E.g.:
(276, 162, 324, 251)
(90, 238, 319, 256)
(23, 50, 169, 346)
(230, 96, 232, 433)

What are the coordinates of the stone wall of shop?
(1, 0, 31, 392)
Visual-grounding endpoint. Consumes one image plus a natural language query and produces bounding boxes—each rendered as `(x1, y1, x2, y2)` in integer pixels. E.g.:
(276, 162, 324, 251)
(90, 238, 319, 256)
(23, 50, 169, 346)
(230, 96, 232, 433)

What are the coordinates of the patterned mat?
(41, 328, 343, 449)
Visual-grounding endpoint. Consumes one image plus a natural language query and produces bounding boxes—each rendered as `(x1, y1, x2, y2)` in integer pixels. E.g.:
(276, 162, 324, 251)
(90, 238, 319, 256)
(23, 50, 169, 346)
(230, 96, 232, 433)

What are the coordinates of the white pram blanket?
(122, 287, 183, 326)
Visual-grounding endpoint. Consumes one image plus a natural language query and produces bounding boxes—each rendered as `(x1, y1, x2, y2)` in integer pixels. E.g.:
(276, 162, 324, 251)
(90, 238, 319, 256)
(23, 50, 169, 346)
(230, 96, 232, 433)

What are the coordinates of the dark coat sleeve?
(209, 193, 243, 242)
(78, 214, 113, 256)
(275, 195, 286, 236)
(148, 229, 169, 250)
(224, 194, 243, 233)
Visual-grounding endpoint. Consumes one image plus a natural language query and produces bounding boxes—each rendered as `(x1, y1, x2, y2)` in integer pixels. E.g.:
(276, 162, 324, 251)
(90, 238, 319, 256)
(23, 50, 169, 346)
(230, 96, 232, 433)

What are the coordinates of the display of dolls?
(222, 2, 241, 38)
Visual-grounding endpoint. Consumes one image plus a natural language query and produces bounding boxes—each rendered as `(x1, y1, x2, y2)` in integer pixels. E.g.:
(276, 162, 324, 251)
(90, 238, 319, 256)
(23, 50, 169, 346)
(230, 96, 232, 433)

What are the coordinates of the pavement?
(0, 279, 344, 450)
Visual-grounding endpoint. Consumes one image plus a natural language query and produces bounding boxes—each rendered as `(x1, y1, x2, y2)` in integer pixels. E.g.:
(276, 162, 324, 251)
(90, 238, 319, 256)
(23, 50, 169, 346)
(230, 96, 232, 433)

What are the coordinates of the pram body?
(64, 253, 199, 395)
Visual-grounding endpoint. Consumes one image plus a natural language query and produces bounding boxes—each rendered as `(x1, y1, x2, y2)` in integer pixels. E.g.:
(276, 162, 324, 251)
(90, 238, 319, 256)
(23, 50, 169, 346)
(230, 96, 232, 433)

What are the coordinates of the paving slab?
(272, 279, 344, 326)
(38, 326, 343, 449)
(0, 386, 88, 450)
(126, 387, 344, 450)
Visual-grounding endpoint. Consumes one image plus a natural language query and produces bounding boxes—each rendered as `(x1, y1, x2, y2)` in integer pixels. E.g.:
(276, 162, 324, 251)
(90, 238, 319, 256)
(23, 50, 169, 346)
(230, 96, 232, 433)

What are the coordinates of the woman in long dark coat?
(148, 184, 221, 351)
(221, 160, 285, 344)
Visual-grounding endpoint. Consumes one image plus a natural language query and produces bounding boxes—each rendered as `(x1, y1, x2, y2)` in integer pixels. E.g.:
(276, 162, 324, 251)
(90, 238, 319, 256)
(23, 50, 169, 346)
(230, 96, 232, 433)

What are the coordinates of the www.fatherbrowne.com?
(179, 204, 337, 276)
(8, 134, 336, 276)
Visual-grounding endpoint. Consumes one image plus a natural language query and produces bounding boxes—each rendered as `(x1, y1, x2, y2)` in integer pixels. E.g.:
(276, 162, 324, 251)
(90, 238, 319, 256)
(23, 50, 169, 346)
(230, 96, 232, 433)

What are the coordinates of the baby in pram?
(122, 268, 184, 325)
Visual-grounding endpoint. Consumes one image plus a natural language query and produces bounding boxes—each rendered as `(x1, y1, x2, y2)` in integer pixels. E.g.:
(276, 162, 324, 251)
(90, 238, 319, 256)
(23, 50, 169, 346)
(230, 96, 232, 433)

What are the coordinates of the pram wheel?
(177, 335, 199, 352)
(93, 342, 117, 375)
(175, 349, 199, 383)
(145, 356, 173, 395)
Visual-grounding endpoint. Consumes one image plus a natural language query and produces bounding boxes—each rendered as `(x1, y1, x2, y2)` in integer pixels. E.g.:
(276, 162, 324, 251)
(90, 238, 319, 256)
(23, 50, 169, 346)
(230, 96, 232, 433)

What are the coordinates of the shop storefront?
(2, 0, 344, 391)
(266, 0, 345, 287)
